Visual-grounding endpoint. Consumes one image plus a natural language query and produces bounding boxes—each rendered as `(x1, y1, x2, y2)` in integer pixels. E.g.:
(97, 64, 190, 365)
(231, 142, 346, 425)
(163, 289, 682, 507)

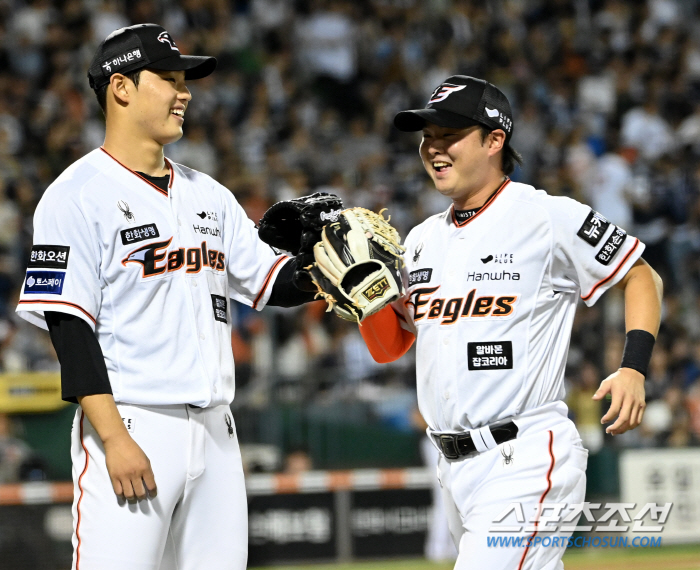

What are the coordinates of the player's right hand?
(103, 433, 158, 501)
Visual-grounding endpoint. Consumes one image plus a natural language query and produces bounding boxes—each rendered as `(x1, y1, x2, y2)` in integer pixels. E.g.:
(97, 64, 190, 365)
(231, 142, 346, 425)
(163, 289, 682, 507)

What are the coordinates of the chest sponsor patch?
(120, 223, 160, 245)
(409, 268, 433, 286)
(595, 226, 627, 265)
(28, 245, 69, 269)
(577, 209, 610, 246)
(467, 341, 513, 370)
(23, 271, 65, 295)
(211, 294, 228, 323)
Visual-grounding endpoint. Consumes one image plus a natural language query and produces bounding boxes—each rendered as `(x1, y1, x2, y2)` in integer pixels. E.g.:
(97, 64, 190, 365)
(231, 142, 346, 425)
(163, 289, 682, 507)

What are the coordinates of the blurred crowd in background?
(3, 0, 700, 481)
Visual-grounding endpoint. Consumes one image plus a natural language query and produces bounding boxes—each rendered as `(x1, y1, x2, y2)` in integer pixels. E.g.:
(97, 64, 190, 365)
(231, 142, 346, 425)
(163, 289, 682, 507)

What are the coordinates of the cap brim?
(394, 109, 483, 132)
(148, 55, 217, 80)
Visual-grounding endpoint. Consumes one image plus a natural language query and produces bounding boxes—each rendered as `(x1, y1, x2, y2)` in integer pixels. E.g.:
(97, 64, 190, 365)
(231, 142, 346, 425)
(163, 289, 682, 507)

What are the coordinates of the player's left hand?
(592, 368, 646, 435)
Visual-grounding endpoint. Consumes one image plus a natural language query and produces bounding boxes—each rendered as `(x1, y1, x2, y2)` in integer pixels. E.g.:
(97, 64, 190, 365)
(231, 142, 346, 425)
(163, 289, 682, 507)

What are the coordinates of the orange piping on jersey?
(165, 158, 174, 189)
(517, 430, 555, 570)
(252, 256, 289, 309)
(451, 177, 510, 228)
(581, 238, 639, 302)
(75, 411, 90, 570)
(18, 299, 96, 325)
(360, 305, 415, 364)
(99, 147, 171, 197)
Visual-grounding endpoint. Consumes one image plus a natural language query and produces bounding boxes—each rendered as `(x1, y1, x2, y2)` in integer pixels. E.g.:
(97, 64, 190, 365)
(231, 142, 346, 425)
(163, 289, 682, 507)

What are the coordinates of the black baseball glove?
(258, 192, 343, 291)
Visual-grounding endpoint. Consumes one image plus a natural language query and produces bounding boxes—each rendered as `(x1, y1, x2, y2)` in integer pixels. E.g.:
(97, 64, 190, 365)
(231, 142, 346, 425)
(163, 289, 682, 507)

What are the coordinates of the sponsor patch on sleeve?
(409, 268, 433, 286)
(595, 226, 627, 265)
(120, 223, 160, 245)
(29, 245, 69, 269)
(211, 294, 228, 323)
(467, 341, 513, 370)
(23, 271, 65, 295)
(577, 210, 610, 246)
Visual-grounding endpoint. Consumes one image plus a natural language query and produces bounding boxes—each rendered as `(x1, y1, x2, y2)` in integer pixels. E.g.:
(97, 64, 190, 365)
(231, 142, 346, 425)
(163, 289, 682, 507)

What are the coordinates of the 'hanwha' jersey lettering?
(16, 148, 288, 408)
(394, 180, 645, 431)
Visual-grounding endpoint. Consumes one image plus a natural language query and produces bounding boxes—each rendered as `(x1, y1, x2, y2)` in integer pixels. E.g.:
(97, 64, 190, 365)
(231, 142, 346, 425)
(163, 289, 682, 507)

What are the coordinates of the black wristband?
(620, 329, 656, 377)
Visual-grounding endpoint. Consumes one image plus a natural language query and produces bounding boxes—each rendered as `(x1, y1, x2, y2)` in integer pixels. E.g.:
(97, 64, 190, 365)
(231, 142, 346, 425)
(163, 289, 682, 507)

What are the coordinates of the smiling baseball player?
(355, 76, 663, 569)
(16, 24, 321, 570)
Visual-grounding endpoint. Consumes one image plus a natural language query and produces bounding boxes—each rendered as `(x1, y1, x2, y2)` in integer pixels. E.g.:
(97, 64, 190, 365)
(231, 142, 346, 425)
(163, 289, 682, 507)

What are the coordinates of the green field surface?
(250, 543, 700, 570)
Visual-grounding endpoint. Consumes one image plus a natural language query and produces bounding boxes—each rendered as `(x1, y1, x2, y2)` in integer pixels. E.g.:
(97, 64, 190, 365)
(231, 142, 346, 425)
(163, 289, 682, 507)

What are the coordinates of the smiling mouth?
(171, 108, 185, 118)
(433, 161, 452, 172)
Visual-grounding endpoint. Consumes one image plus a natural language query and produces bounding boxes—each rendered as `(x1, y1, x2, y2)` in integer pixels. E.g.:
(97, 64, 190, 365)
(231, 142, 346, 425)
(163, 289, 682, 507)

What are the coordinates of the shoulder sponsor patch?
(595, 226, 627, 265)
(24, 271, 65, 295)
(409, 268, 433, 286)
(120, 223, 160, 245)
(29, 245, 69, 269)
(577, 209, 610, 246)
(468, 341, 513, 370)
(211, 294, 228, 323)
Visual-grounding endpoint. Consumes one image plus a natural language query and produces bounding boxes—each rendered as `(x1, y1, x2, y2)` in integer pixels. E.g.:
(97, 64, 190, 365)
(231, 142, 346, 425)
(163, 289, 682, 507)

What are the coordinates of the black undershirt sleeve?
(267, 258, 317, 307)
(45, 311, 112, 404)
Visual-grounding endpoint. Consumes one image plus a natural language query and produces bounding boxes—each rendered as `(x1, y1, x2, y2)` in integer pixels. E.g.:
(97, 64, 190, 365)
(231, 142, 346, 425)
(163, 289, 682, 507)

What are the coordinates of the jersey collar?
(100, 147, 173, 197)
(450, 177, 510, 228)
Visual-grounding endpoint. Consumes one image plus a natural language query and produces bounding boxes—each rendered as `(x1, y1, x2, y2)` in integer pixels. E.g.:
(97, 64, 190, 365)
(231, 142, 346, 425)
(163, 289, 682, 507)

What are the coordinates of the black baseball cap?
(394, 76, 514, 143)
(88, 24, 217, 90)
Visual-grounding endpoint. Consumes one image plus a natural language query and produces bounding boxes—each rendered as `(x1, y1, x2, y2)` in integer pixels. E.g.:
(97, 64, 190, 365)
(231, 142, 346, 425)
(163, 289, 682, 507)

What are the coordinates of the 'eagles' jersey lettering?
(461, 289, 476, 316)
(411, 288, 519, 323)
(428, 299, 444, 319)
(186, 248, 201, 273)
(201, 241, 209, 266)
(442, 298, 463, 324)
(123, 239, 225, 278)
(122, 239, 171, 277)
(493, 296, 517, 316)
(168, 249, 184, 271)
(472, 296, 494, 316)
(410, 287, 440, 320)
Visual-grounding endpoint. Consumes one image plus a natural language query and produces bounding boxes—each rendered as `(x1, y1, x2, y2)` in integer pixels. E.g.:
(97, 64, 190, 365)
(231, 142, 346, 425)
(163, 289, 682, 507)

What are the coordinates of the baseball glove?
(258, 192, 343, 255)
(258, 192, 343, 291)
(309, 208, 406, 322)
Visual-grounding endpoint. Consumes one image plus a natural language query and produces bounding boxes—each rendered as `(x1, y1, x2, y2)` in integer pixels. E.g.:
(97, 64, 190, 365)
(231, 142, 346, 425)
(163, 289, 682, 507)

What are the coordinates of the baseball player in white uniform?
(16, 24, 318, 569)
(358, 76, 663, 569)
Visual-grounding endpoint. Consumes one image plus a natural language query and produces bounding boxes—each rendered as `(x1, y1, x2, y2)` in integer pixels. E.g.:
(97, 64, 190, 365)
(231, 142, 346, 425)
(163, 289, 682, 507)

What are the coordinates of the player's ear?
(109, 73, 131, 107)
(487, 129, 506, 156)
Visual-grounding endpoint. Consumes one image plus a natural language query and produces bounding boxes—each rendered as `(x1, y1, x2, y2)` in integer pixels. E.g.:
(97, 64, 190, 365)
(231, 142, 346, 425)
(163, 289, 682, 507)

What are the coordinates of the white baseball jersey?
(397, 179, 644, 432)
(16, 148, 287, 407)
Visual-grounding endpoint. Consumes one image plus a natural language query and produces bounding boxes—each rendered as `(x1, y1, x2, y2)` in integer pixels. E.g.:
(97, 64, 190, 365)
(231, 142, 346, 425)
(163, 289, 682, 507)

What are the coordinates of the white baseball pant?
(437, 406, 588, 570)
(70, 403, 247, 570)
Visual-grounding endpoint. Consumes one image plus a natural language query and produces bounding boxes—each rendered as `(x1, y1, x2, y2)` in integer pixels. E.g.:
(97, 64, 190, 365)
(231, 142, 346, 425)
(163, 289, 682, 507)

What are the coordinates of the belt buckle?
(439, 434, 459, 460)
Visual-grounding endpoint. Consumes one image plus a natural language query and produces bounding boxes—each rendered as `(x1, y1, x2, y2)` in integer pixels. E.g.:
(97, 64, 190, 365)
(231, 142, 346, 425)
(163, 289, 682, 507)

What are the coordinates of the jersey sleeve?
(548, 196, 645, 306)
(218, 183, 288, 310)
(16, 188, 102, 331)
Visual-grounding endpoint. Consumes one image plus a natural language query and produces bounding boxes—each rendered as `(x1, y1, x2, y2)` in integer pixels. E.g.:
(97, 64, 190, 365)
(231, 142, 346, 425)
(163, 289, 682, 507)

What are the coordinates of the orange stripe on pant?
(75, 412, 90, 570)
(517, 430, 555, 570)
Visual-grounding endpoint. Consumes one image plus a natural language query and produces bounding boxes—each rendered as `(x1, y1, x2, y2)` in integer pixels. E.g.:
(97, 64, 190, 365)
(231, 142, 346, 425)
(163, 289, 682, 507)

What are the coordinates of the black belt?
(433, 421, 519, 460)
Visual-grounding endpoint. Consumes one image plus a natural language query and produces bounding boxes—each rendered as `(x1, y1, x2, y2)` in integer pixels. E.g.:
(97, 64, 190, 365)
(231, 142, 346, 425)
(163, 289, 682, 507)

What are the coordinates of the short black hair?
(478, 125, 523, 175)
(95, 69, 142, 116)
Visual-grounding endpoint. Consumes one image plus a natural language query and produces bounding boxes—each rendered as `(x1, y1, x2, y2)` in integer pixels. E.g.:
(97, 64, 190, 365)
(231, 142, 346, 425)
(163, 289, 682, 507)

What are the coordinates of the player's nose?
(428, 140, 447, 156)
(178, 84, 192, 102)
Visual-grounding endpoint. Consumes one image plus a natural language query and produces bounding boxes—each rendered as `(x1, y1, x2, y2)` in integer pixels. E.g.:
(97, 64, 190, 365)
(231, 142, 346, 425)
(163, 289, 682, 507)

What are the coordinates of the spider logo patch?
(501, 444, 514, 466)
(118, 200, 135, 223)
